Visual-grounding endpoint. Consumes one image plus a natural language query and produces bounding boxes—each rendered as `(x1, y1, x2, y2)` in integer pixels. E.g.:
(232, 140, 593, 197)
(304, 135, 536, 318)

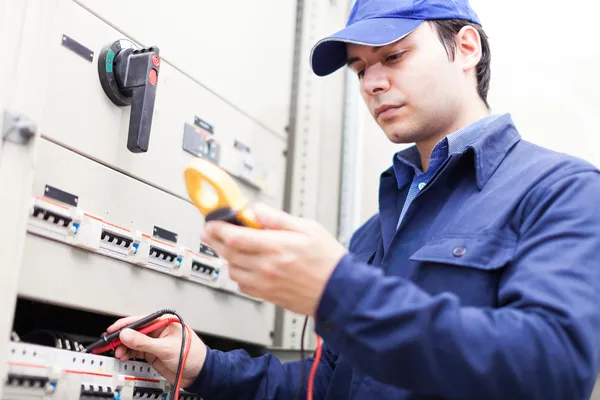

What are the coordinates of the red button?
(152, 55, 160, 67)
(149, 68, 158, 86)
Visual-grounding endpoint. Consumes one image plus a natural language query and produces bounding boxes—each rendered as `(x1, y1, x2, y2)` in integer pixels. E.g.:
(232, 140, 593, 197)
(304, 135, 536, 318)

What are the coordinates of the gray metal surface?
(276, 0, 306, 349)
(20, 234, 275, 346)
(34, 0, 286, 209)
(18, 138, 275, 346)
(73, 0, 295, 137)
(337, 67, 364, 247)
(593, 377, 600, 400)
(275, 0, 349, 351)
(0, 1, 54, 397)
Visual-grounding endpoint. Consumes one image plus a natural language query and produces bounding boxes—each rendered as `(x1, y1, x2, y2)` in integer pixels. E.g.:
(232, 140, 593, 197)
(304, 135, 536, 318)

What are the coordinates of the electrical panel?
(1, 0, 348, 397)
(35, 1, 284, 206)
(18, 138, 272, 345)
(5, 341, 200, 400)
(2, 0, 290, 358)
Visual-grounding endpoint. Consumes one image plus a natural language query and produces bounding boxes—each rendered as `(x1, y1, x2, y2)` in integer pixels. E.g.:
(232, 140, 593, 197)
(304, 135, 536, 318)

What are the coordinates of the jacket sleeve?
(183, 341, 337, 399)
(314, 170, 600, 400)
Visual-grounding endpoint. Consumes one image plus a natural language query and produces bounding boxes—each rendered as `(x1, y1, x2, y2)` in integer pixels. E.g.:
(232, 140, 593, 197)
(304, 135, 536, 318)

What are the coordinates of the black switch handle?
(127, 78, 156, 152)
(98, 41, 160, 153)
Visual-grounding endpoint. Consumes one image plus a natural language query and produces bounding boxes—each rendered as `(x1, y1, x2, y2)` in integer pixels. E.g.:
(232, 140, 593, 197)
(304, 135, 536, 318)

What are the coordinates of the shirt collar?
(384, 113, 521, 190)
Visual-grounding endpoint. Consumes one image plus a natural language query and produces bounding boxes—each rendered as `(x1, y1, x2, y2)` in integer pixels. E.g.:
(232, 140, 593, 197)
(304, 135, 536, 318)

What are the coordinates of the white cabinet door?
(0, 1, 57, 397)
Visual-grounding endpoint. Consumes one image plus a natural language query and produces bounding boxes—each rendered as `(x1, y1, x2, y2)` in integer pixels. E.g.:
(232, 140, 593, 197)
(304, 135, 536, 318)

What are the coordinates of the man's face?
(346, 23, 473, 145)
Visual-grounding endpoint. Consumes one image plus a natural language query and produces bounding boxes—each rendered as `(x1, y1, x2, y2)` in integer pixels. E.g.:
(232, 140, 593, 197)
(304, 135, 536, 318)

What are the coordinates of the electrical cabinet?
(4, 0, 289, 337)
(1, 0, 348, 398)
(37, 0, 286, 207)
(20, 138, 274, 344)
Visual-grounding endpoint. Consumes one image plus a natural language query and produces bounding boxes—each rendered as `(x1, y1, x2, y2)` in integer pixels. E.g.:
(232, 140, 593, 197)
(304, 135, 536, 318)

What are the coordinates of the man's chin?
(381, 123, 418, 145)
(387, 135, 415, 145)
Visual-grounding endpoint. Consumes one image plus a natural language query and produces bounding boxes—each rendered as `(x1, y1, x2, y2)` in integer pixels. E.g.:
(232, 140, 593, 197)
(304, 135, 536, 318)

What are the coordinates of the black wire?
(293, 316, 309, 400)
(158, 309, 186, 400)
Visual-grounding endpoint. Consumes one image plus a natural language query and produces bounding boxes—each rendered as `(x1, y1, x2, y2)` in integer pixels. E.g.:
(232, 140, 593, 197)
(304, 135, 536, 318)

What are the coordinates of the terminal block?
(98, 40, 160, 153)
(28, 196, 82, 243)
(25, 195, 261, 297)
(27, 196, 107, 253)
(80, 383, 115, 398)
(181, 248, 221, 284)
(132, 232, 184, 275)
(4, 373, 55, 398)
(5, 342, 168, 400)
(98, 222, 137, 261)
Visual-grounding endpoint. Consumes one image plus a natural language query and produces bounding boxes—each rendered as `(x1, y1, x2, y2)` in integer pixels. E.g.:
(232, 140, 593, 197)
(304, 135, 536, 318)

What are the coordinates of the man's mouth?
(375, 104, 402, 119)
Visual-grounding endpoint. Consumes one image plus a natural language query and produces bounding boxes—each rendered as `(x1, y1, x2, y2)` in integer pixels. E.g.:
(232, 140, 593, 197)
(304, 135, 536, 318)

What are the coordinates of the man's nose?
(362, 65, 390, 96)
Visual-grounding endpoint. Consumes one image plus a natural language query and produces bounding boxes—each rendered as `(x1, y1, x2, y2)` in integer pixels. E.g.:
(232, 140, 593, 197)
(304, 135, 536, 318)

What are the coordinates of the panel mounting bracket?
(2, 109, 37, 144)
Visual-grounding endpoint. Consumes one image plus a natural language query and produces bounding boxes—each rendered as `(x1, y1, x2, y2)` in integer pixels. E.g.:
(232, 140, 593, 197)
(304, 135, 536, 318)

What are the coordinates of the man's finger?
(228, 264, 263, 287)
(106, 315, 146, 333)
(115, 347, 145, 362)
(253, 203, 312, 232)
(107, 315, 173, 335)
(203, 221, 277, 254)
(114, 344, 129, 359)
(119, 329, 170, 359)
(224, 252, 278, 278)
(238, 283, 264, 300)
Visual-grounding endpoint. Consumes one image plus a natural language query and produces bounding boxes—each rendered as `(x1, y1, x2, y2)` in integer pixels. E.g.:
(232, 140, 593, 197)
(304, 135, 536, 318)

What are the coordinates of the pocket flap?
(409, 233, 515, 270)
(351, 248, 378, 264)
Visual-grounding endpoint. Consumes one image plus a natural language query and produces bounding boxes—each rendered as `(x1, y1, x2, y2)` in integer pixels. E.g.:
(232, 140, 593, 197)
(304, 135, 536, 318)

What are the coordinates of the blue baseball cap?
(310, 0, 482, 77)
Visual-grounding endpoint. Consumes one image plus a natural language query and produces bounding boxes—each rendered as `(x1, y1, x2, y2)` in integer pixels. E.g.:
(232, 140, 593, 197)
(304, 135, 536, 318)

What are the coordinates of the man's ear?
(456, 25, 482, 72)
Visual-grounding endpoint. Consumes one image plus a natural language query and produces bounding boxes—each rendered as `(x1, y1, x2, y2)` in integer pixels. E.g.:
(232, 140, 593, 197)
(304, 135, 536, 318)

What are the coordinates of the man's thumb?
(120, 329, 163, 354)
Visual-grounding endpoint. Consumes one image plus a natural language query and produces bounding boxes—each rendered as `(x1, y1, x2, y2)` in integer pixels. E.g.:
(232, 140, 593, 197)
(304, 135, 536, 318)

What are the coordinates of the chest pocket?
(350, 235, 381, 265)
(409, 233, 516, 307)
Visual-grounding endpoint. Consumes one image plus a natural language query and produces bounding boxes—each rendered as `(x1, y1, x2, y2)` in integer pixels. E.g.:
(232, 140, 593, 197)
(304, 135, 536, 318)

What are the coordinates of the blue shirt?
(395, 114, 501, 228)
(186, 113, 600, 400)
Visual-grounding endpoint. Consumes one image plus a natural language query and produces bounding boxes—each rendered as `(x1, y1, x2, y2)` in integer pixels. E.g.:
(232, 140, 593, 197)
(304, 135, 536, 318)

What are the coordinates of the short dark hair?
(429, 19, 491, 109)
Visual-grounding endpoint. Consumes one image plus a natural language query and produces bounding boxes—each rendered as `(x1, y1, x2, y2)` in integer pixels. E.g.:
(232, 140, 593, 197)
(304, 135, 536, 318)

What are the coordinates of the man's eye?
(386, 52, 404, 62)
(357, 70, 364, 79)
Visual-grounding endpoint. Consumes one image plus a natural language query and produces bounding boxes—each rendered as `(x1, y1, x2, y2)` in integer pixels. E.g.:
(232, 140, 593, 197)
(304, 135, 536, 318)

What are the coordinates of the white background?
(354, 0, 600, 224)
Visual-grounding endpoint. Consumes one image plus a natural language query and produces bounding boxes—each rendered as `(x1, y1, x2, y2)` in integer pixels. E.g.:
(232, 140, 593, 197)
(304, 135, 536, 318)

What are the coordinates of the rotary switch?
(98, 40, 160, 153)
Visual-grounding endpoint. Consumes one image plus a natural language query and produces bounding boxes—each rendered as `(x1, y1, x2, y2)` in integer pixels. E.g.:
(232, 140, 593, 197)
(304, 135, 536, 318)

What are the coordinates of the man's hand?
(106, 315, 207, 388)
(200, 203, 348, 316)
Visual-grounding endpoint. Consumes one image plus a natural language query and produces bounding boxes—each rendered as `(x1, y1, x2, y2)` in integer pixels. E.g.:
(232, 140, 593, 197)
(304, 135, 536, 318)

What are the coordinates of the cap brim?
(310, 18, 424, 77)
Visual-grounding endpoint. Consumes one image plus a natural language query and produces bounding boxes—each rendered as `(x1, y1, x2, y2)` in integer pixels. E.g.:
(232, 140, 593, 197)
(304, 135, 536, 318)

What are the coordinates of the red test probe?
(89, 317, 179, 355)
(83, 309, 191, 400)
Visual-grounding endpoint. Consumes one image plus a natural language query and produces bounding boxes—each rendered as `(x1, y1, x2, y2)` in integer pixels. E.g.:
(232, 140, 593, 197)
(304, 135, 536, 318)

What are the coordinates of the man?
(106, 0, 600, 398)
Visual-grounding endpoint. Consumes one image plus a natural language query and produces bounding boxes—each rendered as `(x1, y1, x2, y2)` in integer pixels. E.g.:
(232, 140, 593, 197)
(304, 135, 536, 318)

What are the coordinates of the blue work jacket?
(186, 113, 600, 399)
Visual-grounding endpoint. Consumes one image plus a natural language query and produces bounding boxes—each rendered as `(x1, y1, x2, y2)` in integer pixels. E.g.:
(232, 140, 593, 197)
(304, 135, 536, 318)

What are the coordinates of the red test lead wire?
(94, 316, 305, 400)
(91, 317, 192, 400)
(307, 334, 322, 400)
(173, 325, 193, 399)
(91, 317, 179, 355)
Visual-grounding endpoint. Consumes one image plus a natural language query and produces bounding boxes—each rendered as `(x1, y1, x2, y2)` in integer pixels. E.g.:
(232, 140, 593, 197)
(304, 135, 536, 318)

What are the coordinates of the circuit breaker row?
(26, 185, 256, 302)
(4, 341, 201, 400)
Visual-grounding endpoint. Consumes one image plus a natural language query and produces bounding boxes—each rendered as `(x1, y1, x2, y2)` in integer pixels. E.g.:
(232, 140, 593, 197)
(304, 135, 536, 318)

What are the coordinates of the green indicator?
(105, 49, 115, 73)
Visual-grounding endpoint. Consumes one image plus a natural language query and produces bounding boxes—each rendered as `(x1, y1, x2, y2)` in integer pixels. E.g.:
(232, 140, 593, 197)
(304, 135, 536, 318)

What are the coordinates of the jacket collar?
(380, 113, 521, 190)
(466, 113, 521, 189)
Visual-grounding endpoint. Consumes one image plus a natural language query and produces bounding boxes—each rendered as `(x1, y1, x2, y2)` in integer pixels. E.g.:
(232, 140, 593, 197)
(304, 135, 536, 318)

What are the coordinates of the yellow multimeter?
(183, 158, 262, 229)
